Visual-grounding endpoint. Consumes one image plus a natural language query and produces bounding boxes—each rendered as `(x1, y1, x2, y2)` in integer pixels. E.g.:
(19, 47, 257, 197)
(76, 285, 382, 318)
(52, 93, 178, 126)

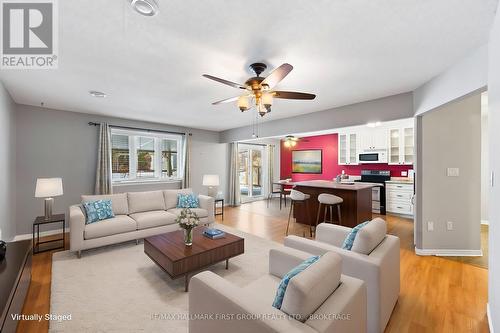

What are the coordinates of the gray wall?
(0, 82, 16, 241)
(14, 104, 227, 236)
(419, 93, 481, 251)
(488, 4, 500, 330)
(220, 92, 414, 143)
(413, 44, 488, 116)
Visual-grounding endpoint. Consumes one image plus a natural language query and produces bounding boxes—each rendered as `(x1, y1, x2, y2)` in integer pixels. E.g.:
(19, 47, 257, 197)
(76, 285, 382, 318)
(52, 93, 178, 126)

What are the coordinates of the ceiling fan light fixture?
(262, 92, 273, 108)
(237, 95, 250, 112)
(258, 103, 268, 117)
(130, 0, 159, 16)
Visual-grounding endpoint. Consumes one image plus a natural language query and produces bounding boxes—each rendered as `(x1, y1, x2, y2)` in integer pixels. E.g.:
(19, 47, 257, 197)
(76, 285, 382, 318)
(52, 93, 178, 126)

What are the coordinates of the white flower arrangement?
(175, 208, 200, 230)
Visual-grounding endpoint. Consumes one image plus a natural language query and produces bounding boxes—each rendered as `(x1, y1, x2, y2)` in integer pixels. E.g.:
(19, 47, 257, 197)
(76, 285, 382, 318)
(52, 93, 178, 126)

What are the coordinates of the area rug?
(49, 224, 282, 332)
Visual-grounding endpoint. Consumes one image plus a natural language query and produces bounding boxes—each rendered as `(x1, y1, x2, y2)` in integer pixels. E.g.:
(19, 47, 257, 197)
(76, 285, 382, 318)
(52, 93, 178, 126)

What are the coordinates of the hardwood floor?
(18, 234, 70, 333)
(18, 199, 489, 333)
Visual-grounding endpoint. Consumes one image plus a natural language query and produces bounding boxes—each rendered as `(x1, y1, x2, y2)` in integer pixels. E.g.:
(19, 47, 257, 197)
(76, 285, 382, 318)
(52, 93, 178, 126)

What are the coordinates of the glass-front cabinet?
(338, 132, 358, 165)
(389, 129, 400, 164)
(349, 133, 357, 164)
(388, 127, 414, 165)
(338, 134, 347, 164)
(403, 127, 414, 164)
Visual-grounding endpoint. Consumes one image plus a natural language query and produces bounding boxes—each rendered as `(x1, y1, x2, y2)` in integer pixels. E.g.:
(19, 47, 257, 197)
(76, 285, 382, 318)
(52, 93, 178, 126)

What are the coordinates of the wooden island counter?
(292, 180, 378, 228)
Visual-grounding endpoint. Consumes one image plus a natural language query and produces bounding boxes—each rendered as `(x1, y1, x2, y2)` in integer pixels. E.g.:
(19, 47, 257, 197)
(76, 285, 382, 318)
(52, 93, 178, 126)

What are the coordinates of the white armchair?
(189, 247, 367, 333)
(284, 219, 400, 333)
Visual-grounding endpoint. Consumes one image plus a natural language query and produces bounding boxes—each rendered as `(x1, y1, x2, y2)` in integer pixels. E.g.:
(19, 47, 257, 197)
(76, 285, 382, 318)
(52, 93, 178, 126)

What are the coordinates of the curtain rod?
(88, 122, 191, 136)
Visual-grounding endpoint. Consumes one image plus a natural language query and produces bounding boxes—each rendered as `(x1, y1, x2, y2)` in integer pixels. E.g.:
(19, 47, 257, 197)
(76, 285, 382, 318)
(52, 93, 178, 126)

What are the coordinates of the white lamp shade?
(35, 178, 63, 198)
(202, 174, 220, 186)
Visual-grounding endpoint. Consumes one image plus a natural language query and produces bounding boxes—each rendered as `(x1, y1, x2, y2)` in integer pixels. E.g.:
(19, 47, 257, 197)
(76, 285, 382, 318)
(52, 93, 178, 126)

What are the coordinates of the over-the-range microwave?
(358, 151, 388, 163)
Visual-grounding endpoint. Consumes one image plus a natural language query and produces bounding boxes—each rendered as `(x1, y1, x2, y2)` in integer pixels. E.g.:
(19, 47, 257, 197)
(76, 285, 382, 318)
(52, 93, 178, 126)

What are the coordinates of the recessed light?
(89, 91, 107, 98)
(129, 0, 159, 16)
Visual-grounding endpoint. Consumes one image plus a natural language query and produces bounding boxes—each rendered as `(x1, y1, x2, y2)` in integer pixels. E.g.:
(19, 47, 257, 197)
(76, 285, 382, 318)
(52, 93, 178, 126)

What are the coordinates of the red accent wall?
(280, 133, 413, 181)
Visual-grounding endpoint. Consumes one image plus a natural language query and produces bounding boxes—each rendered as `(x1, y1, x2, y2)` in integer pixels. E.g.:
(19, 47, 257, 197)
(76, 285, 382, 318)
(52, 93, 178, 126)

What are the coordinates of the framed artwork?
(292, 149, 322, 174)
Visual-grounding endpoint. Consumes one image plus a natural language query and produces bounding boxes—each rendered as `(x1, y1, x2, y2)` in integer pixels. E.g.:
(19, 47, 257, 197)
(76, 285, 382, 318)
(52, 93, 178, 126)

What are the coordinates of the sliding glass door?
(238, 144, 266, 202)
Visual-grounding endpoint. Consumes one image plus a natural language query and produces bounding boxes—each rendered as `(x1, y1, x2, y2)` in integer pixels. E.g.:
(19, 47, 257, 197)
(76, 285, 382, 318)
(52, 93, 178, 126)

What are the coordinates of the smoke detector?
(89, 90, 107, 98)
(129, 0, 159, 16)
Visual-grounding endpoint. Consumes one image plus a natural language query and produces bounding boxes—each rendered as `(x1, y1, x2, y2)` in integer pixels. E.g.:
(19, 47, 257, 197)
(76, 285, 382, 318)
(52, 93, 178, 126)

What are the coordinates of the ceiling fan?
(283, 135, 308, 147)
(203, 62, 316, 117)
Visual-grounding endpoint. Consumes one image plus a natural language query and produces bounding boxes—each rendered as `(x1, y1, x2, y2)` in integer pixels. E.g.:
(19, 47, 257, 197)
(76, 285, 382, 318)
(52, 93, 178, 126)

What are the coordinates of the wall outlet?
(447, 221, 453, 231)
(427, 221, 434, 232)
(447, 167, 459, 177)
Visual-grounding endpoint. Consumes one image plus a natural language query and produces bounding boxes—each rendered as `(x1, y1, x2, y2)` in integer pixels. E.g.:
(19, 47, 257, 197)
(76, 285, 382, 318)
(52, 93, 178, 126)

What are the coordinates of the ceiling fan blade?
(261, 63, 293, 88)
(211, 96, 240, 105)
(202, 74, 247, 90)
(274, 91, 316, 100)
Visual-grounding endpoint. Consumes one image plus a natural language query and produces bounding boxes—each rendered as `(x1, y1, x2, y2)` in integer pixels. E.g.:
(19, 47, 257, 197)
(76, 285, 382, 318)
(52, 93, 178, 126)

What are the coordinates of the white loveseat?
(284, 219, 400, 333)
(69, 189, 214, 257)
(189, 247, 367, 333)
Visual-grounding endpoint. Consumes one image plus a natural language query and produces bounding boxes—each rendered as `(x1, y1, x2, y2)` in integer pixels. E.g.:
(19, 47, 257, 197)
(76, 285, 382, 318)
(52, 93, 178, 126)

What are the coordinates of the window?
(161, 139, 178, 178)
(111, 129, 183, 183)
(111, 134, 130, 181)
(137, 136, 155, 179)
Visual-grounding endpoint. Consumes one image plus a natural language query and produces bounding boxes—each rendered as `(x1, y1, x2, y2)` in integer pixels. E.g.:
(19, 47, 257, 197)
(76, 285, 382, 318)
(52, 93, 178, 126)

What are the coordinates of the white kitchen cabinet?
(338, 132, 358, 165)
(386, 183, 414, 216)
(388, 126, 414, 165)
(360, 127, 387, 151)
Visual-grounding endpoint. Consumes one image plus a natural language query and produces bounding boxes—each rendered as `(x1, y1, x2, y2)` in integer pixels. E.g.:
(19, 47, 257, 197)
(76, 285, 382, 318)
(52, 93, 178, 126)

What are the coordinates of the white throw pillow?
(351, 218, 387, 255)
(281, 252, 342, 322)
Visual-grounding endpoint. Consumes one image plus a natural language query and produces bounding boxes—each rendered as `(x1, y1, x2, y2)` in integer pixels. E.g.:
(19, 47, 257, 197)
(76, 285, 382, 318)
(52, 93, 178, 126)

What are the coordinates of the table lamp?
(35, 178, 63, 219)
(202, 174, 220, 198)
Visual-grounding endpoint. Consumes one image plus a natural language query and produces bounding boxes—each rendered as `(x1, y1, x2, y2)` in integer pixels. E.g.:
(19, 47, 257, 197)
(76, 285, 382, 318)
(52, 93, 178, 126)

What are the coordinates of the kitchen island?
(292, 180, 378, 228)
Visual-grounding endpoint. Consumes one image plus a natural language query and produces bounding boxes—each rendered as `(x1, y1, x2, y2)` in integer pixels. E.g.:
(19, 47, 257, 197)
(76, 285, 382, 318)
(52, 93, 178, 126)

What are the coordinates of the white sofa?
(284, 219, 400, 333)
(189, 247, 367, 333)
(69, 189, 214, 257)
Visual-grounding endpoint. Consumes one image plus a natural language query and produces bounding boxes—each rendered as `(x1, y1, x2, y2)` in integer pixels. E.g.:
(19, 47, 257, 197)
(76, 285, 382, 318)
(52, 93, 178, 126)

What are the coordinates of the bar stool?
(316, 193, 343, 227)
(286, 189, 312, 237)
(267, 182, 291, 210)
(281, 187, 292, 209)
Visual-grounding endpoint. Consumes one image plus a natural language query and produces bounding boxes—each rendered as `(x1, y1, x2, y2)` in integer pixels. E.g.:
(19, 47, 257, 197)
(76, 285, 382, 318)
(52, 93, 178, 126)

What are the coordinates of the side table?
(33, 214, 65, 254)
(214, 198, 224, 220)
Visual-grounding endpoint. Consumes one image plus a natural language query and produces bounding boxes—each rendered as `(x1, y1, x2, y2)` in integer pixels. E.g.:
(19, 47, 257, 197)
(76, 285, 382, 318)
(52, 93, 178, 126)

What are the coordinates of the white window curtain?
(182, 133, 192, 188)
(95, 123, 113, 194)
(228, 142, 241, 206)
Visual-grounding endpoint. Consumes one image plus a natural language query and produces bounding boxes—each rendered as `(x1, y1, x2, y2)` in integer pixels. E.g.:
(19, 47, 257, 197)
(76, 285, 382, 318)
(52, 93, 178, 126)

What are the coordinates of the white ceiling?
(0, 0, 497, 131)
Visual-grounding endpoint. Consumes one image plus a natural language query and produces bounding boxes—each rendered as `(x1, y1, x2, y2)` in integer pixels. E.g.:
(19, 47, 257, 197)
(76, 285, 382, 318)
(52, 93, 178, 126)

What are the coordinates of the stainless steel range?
(355, 170, 391, 214)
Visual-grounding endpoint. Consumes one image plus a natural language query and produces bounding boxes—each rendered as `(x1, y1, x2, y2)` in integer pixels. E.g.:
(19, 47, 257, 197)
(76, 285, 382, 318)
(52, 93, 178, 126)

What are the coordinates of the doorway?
(238, 144, 266, 203)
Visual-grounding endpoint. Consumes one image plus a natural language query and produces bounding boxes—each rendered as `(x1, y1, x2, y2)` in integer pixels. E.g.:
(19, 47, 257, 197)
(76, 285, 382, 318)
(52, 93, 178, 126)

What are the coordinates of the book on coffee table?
(203, 228, 225, 239)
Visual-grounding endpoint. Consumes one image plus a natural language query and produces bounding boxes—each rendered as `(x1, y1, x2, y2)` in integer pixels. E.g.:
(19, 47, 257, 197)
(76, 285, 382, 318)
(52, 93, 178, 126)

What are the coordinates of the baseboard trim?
(488, 303, 494, 333)
(415, 247, 483, 256)
(481, 220, 489, 225)
(14, 227, 68, 241)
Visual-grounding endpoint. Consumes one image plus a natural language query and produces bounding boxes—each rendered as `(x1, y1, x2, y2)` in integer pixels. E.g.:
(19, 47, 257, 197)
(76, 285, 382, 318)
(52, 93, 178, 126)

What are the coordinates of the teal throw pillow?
(341, 221, 370, 250)
(177, 193, 199, 208)
(83, 199, 114, 224)
(272, 255, 320, 310)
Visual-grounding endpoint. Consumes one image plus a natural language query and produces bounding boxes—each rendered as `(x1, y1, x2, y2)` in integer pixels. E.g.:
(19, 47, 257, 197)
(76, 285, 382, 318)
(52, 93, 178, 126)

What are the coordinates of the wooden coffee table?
(144, 226, 244, 291)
